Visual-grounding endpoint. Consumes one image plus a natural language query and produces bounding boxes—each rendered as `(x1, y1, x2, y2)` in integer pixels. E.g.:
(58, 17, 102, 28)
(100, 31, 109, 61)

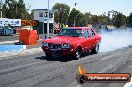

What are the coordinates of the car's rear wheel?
(91, 43, 99, 54)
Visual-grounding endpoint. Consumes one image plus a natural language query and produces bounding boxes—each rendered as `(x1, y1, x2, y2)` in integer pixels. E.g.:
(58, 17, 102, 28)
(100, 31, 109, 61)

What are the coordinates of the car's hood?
(42, 36, 81, 44)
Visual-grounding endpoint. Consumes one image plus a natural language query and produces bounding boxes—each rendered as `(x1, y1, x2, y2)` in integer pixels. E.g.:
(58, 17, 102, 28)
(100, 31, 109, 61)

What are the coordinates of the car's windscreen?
(58, 28, 82, 37)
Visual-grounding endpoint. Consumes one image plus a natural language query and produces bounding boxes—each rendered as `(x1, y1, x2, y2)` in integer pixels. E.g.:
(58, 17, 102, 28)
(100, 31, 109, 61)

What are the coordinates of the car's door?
(87, 29, 97, 49)
(82, 30, 91, 51)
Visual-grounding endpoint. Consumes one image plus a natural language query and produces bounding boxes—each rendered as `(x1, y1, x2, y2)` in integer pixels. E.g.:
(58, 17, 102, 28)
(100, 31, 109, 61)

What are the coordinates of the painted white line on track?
(0, 61, 44, 74)
(67, 81, 77, 87)
(128, 66, 132, 68)
(100, 55, 113, 61)
(128, 59, 132, 61)
(76, 85, 81, 87)
(0, 55, 26, 61)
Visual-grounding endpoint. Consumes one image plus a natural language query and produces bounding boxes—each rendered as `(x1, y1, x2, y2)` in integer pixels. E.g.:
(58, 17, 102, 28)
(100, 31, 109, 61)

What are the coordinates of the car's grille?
(49, 43, 61, 49)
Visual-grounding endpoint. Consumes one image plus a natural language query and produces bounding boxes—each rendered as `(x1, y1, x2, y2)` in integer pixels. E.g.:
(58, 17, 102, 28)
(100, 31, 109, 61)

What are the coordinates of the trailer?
(0, 18, 21, 35)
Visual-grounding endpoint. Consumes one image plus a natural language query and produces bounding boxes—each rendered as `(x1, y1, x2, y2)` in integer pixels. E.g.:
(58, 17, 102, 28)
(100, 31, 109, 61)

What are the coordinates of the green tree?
(126, 13, 132, 27)
(113, 12, 126, 28)
(2, 0, 32, 19)
(127, 13, 132, 24)
(98, 15, 110, 25)
(91, 15, 99, 24)
(83, 12, 92, 25)
(68, 8, 85, 27)
(52, 3, 70, 26)
(3, 0, 17, 18)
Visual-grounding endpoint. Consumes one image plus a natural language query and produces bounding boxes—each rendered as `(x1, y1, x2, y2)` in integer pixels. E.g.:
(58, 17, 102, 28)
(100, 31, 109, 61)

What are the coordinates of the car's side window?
(83, 30, 88, 38)
(87, 29, 95, 37)
(91, 29, 95, 36)
(76, 30, 82, 37)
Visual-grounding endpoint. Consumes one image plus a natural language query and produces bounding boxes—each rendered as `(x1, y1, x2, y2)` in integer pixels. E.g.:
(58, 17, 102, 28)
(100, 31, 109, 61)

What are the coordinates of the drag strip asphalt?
(0, 46, 132, 87)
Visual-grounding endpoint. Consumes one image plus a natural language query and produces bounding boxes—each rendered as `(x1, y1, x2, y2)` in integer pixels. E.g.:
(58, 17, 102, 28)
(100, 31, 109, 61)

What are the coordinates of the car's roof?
(65, 27, 93, 30)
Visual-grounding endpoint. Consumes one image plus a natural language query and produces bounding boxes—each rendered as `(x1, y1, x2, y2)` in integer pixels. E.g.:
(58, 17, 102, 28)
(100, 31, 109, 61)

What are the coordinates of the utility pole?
(47, 0, 49, 38)
(0, 0, 2, 18)
(74, 2, 77, 27)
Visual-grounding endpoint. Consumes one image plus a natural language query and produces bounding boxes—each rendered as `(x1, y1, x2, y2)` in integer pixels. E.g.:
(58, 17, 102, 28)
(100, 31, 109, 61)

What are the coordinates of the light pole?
(0, 0, 2, 18)
(74, 2, 77, 27)
(74, 14, 79, 27)
(74, 17, 76, 27)
(15, 0, 17, 15)
(47, 0, 49, 38)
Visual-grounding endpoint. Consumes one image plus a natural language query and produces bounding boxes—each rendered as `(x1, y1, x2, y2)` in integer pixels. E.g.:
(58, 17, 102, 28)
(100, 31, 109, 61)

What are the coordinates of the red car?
(42, 27, 101, 59)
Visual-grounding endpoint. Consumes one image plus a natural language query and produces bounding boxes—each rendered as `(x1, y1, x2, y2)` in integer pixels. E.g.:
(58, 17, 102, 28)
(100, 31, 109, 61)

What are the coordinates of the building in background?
(32, 9, 54, 34)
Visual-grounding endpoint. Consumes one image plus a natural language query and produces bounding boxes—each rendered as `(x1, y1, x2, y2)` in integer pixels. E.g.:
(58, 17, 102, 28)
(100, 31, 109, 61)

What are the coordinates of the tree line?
(52, 3, 132, 28)
(1, 1, 132, 28)
(1, 0, 32, 20)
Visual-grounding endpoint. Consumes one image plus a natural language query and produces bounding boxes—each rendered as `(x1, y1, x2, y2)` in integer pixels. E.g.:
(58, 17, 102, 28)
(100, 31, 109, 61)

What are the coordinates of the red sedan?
(42, 27, 101, 59)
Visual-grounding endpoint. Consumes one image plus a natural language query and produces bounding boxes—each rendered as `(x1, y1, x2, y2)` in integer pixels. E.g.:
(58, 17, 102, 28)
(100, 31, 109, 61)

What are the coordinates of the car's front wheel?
(74, 48, 82, 60)
(45, 53, 52, 58)
(91, 43, 99, 54)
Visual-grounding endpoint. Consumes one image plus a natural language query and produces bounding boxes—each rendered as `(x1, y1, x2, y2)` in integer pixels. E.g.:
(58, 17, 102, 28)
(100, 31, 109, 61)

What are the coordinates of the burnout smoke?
(99, 28, 132, 52)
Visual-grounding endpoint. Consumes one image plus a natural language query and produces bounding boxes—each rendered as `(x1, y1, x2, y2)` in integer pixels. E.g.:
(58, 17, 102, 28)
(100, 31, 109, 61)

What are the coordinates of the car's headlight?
(61, 43, 70, 48)
(42, 42, 48, 47)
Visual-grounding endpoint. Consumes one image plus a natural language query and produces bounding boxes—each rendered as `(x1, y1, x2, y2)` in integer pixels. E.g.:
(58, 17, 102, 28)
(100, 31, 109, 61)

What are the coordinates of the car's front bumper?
(42, 46, 75, 57)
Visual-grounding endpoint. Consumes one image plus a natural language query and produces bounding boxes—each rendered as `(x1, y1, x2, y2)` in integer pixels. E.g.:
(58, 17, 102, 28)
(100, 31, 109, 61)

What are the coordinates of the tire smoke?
(99, 28, 132, 52)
